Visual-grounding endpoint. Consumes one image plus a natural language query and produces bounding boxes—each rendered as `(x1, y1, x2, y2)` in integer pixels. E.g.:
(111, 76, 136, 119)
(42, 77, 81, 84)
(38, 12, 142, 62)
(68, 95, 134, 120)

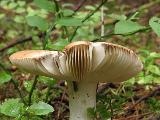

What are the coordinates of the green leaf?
(87, 108, 96, 119)
(17, 1, 26, 7)
(138, 75, 153, 84)
(0, 71, 11, 85)
(52, 39, 69, 50)
(56, 18, 82, 26)
(114, 20, 145, 35)
(39, 76, 56, 85)
(62, 9, 74, 16)
(149, 17, 160, 37)
(147, 65, 160, 76)
(0, 13, 5, 19)
(47, 39, 69, 51)
(124, 78, 136, 85)
(29, 101, 54, 115)
(149, 52, 160, 59)
(153, 77, 160, 84)
(8, 2, 17, 9)
(0, 99, 24, 117)
(85, 5, 96, 10)
(16, 7, 26, 13)
(26, 16, 48, 31)
(147, 98, 160, 113)
(17, 116, 43, 120)
(108, 14, 127, 20)
(146, 52, 160, 63)
(14, 15, 25, 23)
(34, 0, 55, 12)
(96, 104, 111, 119)
(24, 81, 32, 92)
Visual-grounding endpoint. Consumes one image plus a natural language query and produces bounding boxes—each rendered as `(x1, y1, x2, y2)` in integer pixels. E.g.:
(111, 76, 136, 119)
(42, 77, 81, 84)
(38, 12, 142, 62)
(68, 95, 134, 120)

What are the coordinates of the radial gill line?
(80, 45, 84, 81)
(78, 45, 83, 81)
(66, 44, 91, 81)
(74, 47, 78, 80)
(83, 46, 87, 78)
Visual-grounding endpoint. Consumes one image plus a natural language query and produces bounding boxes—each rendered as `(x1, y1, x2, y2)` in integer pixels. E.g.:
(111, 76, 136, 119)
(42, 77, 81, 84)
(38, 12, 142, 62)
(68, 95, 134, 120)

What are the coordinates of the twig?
(68, 0, 108, 42)
(53, 0, 69, 38)
(117, 112, 152, 120)
(0, 33, 43, 53)
(43, 25, 55, 49)
(28, 75, 39, 106)
(53, 0, 61, 18)
(92, 27, 151, 42)
(92, 33, 121, 42)
(138, 0, 160, 11)
(71, 0, 87, 16)
(97, 83, 117, 94)
(134, 86, 160, 106)
(82, 0, 108, 23)
(57, 87, 67, 119)
(126, 86, 160, 114)
(11, 79, 27, 105)
(45, 85, 52, 103)
(126, 0, 160, 17)
(109, 96, 113, 120)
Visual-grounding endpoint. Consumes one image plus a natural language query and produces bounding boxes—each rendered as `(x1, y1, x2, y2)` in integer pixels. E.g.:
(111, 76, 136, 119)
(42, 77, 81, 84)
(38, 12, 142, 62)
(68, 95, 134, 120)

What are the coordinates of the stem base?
(67, 81, 97, 120)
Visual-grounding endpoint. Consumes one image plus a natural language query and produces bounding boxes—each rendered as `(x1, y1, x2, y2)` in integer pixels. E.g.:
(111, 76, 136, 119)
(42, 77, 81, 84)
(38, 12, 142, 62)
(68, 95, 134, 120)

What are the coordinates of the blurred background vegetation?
(0, 0, 160, 120)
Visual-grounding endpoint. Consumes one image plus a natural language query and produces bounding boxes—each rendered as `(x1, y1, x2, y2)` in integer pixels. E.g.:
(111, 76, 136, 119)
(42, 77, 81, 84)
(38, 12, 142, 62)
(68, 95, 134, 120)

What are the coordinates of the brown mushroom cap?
(9, 50, 66, 79)
(9, 41, 143, 82)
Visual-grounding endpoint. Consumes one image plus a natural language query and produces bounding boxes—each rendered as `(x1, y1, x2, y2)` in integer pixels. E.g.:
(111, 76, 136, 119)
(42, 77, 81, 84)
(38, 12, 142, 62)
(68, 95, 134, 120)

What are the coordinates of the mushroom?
(9, 41, 143, 120)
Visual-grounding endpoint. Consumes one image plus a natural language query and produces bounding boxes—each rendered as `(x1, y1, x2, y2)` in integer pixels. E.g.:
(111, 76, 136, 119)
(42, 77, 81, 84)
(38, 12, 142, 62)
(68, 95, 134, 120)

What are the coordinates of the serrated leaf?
(149, 17, 160, 37)
(29, 101, 54, 115)
(26, 16, 48, 31)
(34, 0, 55, 12)
(108, 14, 127, 20)
(114, 20, 145, 35)
(0, 99, 24, 117)
(0, 71, 11, 84)
(56, 18, 82, 26)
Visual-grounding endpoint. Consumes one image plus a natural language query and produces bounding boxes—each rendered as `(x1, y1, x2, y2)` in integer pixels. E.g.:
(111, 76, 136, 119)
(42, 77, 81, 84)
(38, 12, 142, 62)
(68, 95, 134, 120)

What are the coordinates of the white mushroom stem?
(67, 80, 98, 120)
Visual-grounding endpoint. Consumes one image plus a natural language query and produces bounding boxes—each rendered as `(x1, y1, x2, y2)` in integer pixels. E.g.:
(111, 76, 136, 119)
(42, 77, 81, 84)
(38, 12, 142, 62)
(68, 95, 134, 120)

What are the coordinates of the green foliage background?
(0, 0, 160, 119)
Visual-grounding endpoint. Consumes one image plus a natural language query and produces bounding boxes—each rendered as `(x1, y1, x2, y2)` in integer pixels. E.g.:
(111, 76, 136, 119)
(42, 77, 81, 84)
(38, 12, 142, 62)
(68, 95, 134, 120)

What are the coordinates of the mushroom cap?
(9, 41, 143, 82)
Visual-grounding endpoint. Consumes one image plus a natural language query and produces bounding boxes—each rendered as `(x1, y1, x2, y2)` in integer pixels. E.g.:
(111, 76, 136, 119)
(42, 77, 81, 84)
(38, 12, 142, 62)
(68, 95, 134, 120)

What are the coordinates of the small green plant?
(0, 0, 160, 120)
